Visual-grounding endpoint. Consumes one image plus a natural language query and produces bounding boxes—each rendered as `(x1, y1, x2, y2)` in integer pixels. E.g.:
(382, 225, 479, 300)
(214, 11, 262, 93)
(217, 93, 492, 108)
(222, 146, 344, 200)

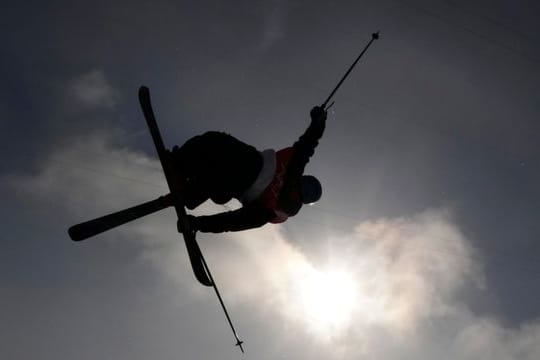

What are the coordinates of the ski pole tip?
(236, 339, 245, 353)
(372, 31, 380, 40)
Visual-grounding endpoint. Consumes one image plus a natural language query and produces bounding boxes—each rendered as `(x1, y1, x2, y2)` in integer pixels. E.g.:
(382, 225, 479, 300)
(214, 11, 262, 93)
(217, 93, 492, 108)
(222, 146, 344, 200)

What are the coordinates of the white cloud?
(5, 135, 540, 360)
(196, 210, 478, 335)
(259, 0, 287, 51)
(70, 69, 119, 108)
(3, 133, 163, 214)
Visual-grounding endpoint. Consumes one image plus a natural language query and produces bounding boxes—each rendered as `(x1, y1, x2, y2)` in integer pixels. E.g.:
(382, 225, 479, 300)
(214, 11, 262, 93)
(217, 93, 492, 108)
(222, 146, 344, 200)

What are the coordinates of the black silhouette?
(173, 106, 326, 233)
(68, 101, 326, 239)
(67, 31, 380, 354)
(68, 30, 380, 241)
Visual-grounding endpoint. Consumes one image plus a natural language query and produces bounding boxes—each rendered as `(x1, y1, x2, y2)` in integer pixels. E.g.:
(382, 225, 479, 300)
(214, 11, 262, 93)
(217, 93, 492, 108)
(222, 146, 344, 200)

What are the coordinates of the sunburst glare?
(287, 265, 359, 338)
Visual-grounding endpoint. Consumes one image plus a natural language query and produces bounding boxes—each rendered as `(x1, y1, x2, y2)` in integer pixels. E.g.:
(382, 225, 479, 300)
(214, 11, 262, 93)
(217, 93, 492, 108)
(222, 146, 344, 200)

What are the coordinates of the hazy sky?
(2, 1, 540, 359)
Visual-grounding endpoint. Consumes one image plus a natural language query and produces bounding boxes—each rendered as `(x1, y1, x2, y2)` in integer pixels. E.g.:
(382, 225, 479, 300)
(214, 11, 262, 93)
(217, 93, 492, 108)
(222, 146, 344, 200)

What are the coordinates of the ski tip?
(68, 226, 88, 242)
(139, 85, 149, 96)
(236, 340, 245, 353)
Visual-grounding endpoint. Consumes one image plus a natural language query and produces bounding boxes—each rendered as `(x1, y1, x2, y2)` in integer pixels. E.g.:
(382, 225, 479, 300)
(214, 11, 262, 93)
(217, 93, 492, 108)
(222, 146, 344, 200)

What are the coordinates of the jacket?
(193, 114, 325, 233)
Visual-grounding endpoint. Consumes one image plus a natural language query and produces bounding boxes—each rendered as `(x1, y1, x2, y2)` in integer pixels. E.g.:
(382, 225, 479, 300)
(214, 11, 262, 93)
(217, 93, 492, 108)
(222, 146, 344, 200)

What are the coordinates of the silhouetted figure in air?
(173, 106, 327, 233)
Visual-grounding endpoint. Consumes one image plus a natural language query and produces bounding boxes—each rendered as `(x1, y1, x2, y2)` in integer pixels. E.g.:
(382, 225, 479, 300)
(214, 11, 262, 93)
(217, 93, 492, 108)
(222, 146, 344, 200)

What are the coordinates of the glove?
(310, 106, 327, 124)
(177, 215, 197, 235)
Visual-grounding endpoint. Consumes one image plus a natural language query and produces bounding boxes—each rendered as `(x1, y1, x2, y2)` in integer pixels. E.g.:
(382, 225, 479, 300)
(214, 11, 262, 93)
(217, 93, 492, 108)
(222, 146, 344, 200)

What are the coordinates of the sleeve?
(286, 108, 326, 180)
(193, 202, 276, 233)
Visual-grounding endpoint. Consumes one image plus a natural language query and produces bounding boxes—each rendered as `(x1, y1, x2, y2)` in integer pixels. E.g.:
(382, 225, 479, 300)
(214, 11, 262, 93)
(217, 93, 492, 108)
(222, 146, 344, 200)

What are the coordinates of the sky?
(2, 0, 540, 359)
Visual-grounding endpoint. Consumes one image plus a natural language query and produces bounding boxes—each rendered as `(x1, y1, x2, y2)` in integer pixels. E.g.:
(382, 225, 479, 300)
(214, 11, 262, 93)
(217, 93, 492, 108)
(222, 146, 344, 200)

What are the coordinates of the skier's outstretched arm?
(288, 106, 327, 178)
(189, 203, 275, 233)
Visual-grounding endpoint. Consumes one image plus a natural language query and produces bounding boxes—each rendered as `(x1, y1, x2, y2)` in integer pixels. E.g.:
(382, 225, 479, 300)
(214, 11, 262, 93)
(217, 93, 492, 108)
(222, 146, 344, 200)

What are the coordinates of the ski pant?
(171, 131, 263, 209)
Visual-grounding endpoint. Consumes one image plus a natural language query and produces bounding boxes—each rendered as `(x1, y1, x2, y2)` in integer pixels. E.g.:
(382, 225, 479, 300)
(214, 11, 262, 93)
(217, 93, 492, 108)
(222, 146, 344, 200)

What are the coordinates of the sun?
(301, 269, 357, 328)
(289, 266, 359, 337)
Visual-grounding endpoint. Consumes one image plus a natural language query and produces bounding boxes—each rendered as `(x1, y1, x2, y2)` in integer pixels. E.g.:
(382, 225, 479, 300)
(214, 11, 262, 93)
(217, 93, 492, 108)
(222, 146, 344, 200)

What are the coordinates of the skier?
(174, 106, 327, 233)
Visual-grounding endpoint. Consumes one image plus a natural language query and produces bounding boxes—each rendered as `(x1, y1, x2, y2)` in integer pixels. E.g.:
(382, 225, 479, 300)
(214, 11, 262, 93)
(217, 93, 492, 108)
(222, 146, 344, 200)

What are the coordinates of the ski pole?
(321, 31, 380, 110)
(198, 251, 245, 354)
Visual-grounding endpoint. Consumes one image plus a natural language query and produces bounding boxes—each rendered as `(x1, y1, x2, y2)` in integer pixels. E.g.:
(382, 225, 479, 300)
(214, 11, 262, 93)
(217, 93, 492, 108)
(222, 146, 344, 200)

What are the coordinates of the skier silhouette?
(174, 106, 327, 233)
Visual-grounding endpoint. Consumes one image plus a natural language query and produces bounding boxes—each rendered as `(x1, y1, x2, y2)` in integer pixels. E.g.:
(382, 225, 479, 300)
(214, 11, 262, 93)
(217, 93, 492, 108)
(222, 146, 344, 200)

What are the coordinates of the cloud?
(70, 69, 119, 108)
(141, 194, 540, 359)
(3, 133, 163, 214)
(5, 134, 540, 360)
(192, 210, 479, 335)
(259, 0, 287, 51)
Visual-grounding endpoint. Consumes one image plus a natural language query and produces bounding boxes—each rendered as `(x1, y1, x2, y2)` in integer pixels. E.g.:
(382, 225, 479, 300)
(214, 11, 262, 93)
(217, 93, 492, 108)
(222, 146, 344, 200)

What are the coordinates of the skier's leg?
(171, 138, 212, 210)
(171, 131, 262, 207)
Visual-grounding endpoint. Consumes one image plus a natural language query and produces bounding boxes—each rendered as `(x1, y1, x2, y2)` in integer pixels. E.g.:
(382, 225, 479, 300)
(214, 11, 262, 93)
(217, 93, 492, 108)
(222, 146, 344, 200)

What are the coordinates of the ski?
(138, 86, 212, 287)
(69, 195, 173, 241)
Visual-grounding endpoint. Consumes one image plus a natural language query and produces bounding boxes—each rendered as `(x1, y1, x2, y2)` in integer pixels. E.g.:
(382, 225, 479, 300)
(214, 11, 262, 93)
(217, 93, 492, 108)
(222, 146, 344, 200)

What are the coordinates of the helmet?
(300, 175, 322, 204)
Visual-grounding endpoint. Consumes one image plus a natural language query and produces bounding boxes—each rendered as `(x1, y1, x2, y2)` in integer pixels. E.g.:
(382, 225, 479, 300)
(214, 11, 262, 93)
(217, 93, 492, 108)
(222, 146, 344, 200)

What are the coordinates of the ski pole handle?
(325, 101, 335, 111)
